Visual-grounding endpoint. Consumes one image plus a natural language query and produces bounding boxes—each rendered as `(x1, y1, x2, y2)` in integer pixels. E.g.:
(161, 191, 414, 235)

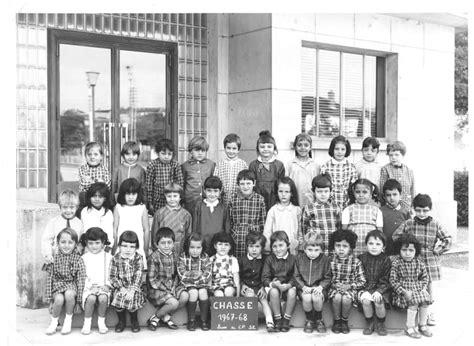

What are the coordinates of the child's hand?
(403, 290, 413, 301)
(74, 303, 83, 315)
(100, 285, 112, 293)
(241, 285, 250, 296)
(302, 286, 312, 294)
(257, 287, 267, 300)
(125, 289, 135, 300)
(372, 291, 383, 304)
(313, 286, 323, 295)
(48, 302, 54, 314)
(90, 285, 99, 294)
(45, 255, 54, 264)
(339, 283, 351, 292)
(279, 283, 291, 292)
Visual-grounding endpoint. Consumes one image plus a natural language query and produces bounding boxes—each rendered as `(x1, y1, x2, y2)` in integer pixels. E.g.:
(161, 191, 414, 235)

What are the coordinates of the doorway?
(48, 30, 178, 202)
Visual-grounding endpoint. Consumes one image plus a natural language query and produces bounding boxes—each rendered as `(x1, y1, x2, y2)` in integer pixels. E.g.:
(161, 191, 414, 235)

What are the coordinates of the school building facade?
(16, 13, 467, 308)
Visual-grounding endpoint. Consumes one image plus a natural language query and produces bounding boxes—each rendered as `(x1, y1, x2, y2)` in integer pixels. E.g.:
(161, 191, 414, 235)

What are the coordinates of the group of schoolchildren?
(42, 130, 451, 339)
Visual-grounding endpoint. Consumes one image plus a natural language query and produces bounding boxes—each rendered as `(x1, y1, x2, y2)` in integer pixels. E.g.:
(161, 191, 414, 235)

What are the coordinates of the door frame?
(47, 29, 178, 202)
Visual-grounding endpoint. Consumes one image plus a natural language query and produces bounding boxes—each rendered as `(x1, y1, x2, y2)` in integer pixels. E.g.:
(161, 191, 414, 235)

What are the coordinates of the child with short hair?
(78, 142, 111, 205)
(321, 135, 358, 209)
(328, 229, 366, 334)
(109, 231, 146, 333)
(210, 232, 240, 297)
(249, 130, 285, 212)
(80, 227, 113, 335)
(228, 169, 267, 258)
(44, 228, 86, 335)
(262, 231, 297, 332)
(181, 136, 216, 213)
(147, 227, 189, 331)
(380, 140, 415, 207)
(151, 183, 192, 254)
(342, 178, 383, 256)
(301, 173, 341, 256)
(358, 230, 391, 336)
(42, 189, 83, 263)
(393, 193, 451, 327)
(294, 232, 331, 334)
(193, 176, 231, 255)
(355, 137, 383, 191)
(286, 133, 320, 207)
(390, 233, 432, 339)
(214, 133, 248, 206)
(113, 178, 150, 264)
(112, 141, 146, 201)
(177, 233, 212, 331)
(238, 231, 277, 332)
(80, 182, 114, 247)
(380, 179, 411, 255)
(146, 138, 184, 215)
(263, 177, 302, 255)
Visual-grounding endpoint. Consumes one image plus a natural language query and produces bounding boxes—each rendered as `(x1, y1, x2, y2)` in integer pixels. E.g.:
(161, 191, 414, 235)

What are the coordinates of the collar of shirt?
(224, 156, 240, 162)
(189, 158, 207, 165)
(414, 216, 433, 225)
(314, 200, 333, 207)
(360, 158, 379, 165)
(386, 203, 401, 211)
(237, 190, 255, 200)
(215, 253, 230, 260)
(275, 203, 293, 212)
(166, 205, 181, 211)
(123, 162, 137, 168)
(247, 253, 262, 260)
(87, 163, 102, 169)
(390, 163, 404, 169)
(331, 157, 348, 165)
(204, 199, 219, 213)
(257, 155, 276, 164)
(290, 157, 313, 168)
(158, 248, 174, 257)
(275, 252, 289, 260)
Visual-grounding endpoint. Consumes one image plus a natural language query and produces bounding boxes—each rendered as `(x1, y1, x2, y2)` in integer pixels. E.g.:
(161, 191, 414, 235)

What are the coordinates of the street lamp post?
(86, 71, 100, 142)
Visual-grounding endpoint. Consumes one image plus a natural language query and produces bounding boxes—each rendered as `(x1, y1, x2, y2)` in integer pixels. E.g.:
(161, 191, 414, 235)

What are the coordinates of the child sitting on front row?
(301, 173, 341, 256)
(262, 231, 297, 332)
(390, 233, 432, 339)
(358, 230, 391, 336)
(210, 231, 240, 297)
(238, 231, 277, 333)
(380, 179, 411, 255)
(147, 227, 189, 331)
(328, 229, 366, 334)
(294, 232, 331, 334)
(342, 178, 383, 257)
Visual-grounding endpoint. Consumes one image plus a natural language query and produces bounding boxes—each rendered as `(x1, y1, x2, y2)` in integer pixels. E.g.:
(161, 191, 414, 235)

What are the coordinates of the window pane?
(318, 50, 340, 137)
(342, 53, 363, 137)
(364, 56, 377, 137)
(301, 47, 316, 134)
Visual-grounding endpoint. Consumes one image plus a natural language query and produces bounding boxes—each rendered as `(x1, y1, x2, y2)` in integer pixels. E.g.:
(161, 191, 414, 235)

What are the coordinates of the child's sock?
(365, 316, 374, 323)
(46, 317, 59, 335)
(199, 299, 210, 322)
(377, 316, 386, 323)
(406, 309, 417, 329)
(419, 306, 429, 326)
(314, 310, 322, 321)
(81, 317, 92, 335)
(283, 313, 292, 321)
(304, 310, 313, 321)
(98, 316, 109, 334)
(274, 314, 282, 321)
(61, 314, 73, 335)
(187, 301, 197, 321)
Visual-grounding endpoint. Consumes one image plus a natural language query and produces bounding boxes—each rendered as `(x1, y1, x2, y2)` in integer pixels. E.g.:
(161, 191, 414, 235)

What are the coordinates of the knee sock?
(283, 313, 292, 320)
(365, 316, 374, 323)
(407, 309, 417, 329)
(199, 299, 210, 322)
(130, 311, 138, 324)
(187, 301, 197, 321)
(314, 310, 322, 321)
(377, 316, 386, 323)
(116, 309, 126, 324)
(305, 310, 313, 321)
(419, 306, 429, 326)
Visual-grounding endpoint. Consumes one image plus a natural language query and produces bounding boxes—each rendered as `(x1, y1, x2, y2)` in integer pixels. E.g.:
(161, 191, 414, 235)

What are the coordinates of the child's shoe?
(45, 318, 59, 335)
(280, 317, 291, 332)
(405, 327, 421, 339)
(315, 319, 327, 333)
(187, 320, 196, 331)
(418, 325, 433, 337)
(61, 315, 72, 335)
(201, 320, 210, 331)
(274, 318, 283, 331)
(331, 319, 341, 334)
(377, 320, 387, 336)
(363, 320, 374, 335)
(161, 318, 178, 330)
(146, 314, 160, 331)
(427, 312, 436, 326)
(115, 310, 127, 333)
(303, 320, 314, 333)
(81, 318, 92, 335)
(340, 319, 350, 334)
(97, 317, 109, 334)
(266, 322, 279, 333)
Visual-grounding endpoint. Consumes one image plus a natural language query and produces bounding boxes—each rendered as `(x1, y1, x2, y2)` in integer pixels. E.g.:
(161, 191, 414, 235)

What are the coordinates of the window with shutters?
(301, 42, 396, 139)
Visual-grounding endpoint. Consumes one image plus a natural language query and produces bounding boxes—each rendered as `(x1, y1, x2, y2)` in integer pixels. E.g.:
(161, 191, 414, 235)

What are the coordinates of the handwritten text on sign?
(210, 297, 258, 330)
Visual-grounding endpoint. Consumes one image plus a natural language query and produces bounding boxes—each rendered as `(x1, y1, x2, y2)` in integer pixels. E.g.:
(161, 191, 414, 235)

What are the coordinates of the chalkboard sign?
(210, 297, 259, 330)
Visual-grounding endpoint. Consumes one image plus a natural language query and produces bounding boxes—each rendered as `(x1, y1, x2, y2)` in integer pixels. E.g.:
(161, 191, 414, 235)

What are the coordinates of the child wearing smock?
(214, 133, 248, 206)
(355, 137, 383, 191)
(112, 141, 146, 201)
(321, 135, 358, 210)
(249, 130, 285, 212)
(286, 133, 320, 207)
(181, 136, 216, 214)
(263, 177, 302, 255)
(210, 232, 240, 297)
(342, 179, 383, 257)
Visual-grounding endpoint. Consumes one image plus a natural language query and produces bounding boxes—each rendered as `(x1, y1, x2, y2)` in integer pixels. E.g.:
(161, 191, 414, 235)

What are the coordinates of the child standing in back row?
(112, 141, 146, 201)
(286, 133, 320, 207)
(249, 130, 285, 212)
(181, 136, 216, 214)
(321, 135, 358, 209)
(214, 133, 248, 206)
(355, 137, 383, 191)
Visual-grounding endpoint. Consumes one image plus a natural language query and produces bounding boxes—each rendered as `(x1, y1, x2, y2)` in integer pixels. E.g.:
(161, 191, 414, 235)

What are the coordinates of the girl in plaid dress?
(328, 229, 366, 334)
(342, 179, 383, 257)
(249, 130, 285, 212)
(147, 227, 189, 331)
(210, 232, 240, 297)
(109, 231, 146, 333)
(321, 135, 358, 210)
(44, 228, 86, 335)
(390, 234, 432, 339)
(393, 194, 451, 327)
(177, 233, 212, 331)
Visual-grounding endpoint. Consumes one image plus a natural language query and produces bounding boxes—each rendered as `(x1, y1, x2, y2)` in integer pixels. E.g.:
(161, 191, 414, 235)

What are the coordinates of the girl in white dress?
(113, 178, 150, 266)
